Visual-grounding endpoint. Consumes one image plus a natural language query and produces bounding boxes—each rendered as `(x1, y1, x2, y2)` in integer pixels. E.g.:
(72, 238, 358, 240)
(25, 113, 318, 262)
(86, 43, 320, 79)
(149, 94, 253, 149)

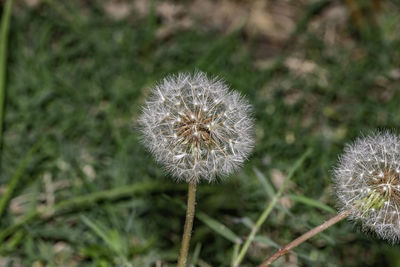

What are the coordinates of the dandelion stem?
(258, 209, 351, 267)
(178, 182, 197, 267)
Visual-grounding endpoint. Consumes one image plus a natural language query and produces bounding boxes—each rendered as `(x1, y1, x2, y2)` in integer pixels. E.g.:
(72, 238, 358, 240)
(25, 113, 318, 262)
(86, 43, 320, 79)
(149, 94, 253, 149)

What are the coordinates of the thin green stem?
(0, 181, 181, 243)
(0, 0, 13, 148)
(230, 242, 241, 267)
(178, 182, 197, 267)
(233, 149, 312, 267)
(258, 209, 351, 267)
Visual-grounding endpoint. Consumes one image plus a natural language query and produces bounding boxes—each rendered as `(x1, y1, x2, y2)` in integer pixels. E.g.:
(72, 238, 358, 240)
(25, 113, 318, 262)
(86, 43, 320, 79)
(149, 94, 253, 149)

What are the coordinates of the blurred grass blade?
(81, 215, 111, 244)
(288, 194, 336, 214)
(0, 0, 13, 146)
(230, 242, 240, 267)
(253, 167, 276, 198)
(81, 215, 132, 266)
(81, 215, 122, 254)
(190, 242, 202, 266)
(2, 230, 24, 252)
(196, 211, 242, 244)
(253, 235, 280, 249)
(164, 194, 242, 244)
(251, 166, 293, 215)
(0, 138, 44, 219)
(238, 216, 254, 230)
(233, 149, 312, 267)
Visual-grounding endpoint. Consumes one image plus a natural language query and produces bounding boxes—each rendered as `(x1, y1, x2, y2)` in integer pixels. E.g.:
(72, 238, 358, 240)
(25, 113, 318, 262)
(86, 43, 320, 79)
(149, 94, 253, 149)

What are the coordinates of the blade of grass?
(164, 195, 242, 245)
(253, 167, 292, 216)
(2, 230, 24, 252)
(287, 194, 336, 214)
(81, 214, 133, 266)
(0, 0, 13, 148)
(230, 242, 240, 267)
(81, 215, 119, 252)
(190, 242, 202, 266)
(81, 215, 127, 257)
(0, 181, 183, 243)
(253, 167, 276, 199)
(196, 211, 242, 244)
(232, 149, 312, 267)
(0, 137, 45, 219)
(253, 236, 280, 249)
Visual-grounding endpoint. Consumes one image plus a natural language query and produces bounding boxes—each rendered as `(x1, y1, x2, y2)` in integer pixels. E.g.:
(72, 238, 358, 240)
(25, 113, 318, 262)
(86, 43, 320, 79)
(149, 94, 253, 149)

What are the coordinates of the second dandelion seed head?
(139, 72, 254, 183)
(334, 131, 400, 242)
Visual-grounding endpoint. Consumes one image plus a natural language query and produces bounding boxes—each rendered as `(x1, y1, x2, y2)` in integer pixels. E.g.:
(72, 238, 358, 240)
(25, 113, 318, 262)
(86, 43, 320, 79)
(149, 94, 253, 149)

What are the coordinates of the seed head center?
(176, 111, 214, 150)
(369, 167, 400, 203)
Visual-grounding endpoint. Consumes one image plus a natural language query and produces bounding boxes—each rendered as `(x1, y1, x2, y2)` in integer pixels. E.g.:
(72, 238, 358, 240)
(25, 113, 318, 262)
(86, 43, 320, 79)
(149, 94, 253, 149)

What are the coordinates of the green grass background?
(1, 0, 400, 266)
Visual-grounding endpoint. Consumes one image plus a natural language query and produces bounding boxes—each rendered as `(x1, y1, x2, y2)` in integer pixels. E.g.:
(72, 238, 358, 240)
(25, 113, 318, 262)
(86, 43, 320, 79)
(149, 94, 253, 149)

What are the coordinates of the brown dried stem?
(258, 209, 351, 267)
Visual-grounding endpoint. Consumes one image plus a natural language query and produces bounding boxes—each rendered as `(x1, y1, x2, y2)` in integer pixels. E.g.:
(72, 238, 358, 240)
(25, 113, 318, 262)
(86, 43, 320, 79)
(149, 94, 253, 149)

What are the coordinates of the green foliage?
(1, 1, 400, 266)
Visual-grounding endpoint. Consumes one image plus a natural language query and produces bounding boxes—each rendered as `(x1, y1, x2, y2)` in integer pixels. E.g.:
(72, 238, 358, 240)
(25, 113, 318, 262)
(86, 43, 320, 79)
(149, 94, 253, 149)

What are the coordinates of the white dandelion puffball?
(139, 72, 254, 183)
(334, 132, 400, 242)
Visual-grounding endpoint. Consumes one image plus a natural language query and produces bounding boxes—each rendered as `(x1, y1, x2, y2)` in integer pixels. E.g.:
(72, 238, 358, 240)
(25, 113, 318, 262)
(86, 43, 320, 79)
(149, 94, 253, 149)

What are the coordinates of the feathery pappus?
(139, 72, 254, 183)
(334, 131, 400, 242)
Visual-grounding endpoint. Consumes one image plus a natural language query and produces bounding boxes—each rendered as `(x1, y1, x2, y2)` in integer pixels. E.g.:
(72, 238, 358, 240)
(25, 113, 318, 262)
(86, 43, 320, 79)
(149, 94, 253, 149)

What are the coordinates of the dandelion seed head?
(138, 72, 254, 183)
(334, 131, 400, 242)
